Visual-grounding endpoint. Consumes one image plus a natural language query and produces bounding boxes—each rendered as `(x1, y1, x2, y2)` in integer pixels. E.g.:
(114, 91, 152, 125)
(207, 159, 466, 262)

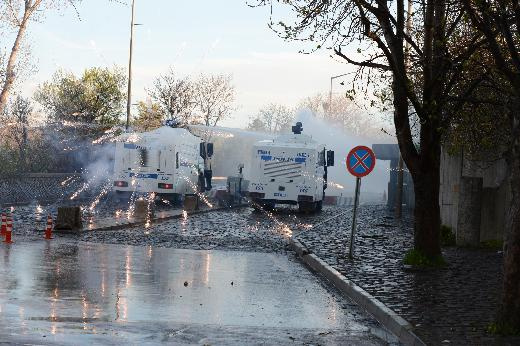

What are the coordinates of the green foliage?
(134, 101, 164, 132)
(403, 249, 446, 268)
(480, 239, 503, 250)
(440, 225, 456, 247)
(487, 322, 520, 336)
(35, 66, 126, 125)
(445, 59, 512, 160)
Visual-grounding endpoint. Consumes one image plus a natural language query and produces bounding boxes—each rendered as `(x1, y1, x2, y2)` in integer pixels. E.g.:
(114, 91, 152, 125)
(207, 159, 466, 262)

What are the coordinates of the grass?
(403, 249, 446, 268)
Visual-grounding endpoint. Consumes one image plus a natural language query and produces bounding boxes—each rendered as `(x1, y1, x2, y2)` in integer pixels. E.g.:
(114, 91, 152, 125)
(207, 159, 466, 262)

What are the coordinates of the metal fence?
(0, 173, 85, 206)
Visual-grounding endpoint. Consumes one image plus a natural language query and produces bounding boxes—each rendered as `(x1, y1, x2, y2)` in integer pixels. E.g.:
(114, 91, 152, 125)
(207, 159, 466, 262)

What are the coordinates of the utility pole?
(395, 0, 413, 219)
(126, 0, 136, 131)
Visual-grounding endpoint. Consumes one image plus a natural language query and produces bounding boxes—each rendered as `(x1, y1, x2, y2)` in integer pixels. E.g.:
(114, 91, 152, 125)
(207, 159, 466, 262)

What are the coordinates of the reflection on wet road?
(0, 241, 393, 345)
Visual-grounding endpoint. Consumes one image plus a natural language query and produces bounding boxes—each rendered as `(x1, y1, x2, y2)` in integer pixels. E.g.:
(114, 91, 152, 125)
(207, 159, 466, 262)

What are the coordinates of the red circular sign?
(346, 146, 376, 178)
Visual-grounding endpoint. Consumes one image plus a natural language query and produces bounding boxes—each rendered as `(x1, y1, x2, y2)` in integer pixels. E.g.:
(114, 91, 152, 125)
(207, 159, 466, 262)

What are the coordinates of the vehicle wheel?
(316, 200, 323, 212)
(251, 200, 274, 212)
(159, 193, 181, 206)
(298, 201, 316, 214)
(113, 191, 132, 204)
(263, 203, 275, 212)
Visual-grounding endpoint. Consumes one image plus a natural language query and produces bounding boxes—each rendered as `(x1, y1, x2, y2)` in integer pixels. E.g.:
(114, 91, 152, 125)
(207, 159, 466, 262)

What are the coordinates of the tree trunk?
(497, 133, 520, 331)
(0, 11, 31, 115)
(411, 155, 442, 258)
(392, 80, 442, 258)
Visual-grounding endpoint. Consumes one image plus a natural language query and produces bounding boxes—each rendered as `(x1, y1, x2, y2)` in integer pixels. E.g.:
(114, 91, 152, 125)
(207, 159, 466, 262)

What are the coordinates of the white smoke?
(295, 109, 395, 202)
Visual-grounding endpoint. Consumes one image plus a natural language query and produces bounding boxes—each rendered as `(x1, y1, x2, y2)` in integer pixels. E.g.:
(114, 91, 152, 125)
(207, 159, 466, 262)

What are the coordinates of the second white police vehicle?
(247, 122, 334, 213)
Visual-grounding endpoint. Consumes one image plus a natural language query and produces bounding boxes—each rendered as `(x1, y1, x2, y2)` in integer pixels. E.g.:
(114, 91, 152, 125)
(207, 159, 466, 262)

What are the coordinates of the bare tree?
(195, 73, 235, 127)
(147, 68, 196, 125)
(299, 93, 386, 138)
(0, 0, 81, 115)
(247, 103, 295, 133)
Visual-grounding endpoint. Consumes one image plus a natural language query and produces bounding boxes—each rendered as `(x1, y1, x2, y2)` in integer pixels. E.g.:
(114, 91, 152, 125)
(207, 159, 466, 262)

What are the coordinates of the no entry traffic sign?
(346, 146, 376, 178)
(346, 145, 377, 260)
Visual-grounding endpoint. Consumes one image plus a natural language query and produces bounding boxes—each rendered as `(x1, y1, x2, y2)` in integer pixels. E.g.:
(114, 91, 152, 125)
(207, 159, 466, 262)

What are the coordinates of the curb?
(288, 239, 425, 346)
(66, 204, 248, 233)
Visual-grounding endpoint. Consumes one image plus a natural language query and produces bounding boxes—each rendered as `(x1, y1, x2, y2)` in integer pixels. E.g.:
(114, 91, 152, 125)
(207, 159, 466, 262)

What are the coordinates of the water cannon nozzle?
(292, 122, 303, 135)
(164, 119, 181, 128)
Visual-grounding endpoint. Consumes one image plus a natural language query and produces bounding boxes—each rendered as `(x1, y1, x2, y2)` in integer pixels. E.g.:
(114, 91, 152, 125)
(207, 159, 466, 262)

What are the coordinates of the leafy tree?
(462, 0, 520, 333)
(247, 103, 295, 133)
(251, 0, 486, 259)
(35, 66, 126, 125)
(134, 100, 164, 132)
(147, 68, 196, 125)
(0, 0, 82, 115)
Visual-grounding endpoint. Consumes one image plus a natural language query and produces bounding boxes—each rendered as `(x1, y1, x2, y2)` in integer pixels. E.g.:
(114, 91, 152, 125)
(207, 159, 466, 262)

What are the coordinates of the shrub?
(440, 225, 456, 247)
(403, 249, 446, 268)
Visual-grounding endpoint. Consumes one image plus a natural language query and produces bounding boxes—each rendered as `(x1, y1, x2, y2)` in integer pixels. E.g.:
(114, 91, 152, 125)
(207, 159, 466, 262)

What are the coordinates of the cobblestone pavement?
(295, 205, 520, 346)
(80, 206, 327, 253)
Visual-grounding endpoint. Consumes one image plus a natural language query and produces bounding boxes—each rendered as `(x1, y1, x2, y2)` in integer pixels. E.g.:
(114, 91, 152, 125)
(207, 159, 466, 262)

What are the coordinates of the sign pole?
(349, 176, 361, 259)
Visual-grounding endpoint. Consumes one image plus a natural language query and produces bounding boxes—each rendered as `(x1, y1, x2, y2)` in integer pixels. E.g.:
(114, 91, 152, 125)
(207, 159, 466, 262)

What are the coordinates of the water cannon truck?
(247, 122, 334, 213)
(113, 120, 213, 202)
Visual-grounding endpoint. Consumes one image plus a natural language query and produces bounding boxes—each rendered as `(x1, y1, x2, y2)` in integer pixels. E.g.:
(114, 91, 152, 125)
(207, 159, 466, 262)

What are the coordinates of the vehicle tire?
(251, 200, 274, 212)
(298, 201, 317, 214)
(263, 202, 275, 212)
(316, 200, 323, 212)
(159, 193, 181, 206)
(113, 191, 132, 204)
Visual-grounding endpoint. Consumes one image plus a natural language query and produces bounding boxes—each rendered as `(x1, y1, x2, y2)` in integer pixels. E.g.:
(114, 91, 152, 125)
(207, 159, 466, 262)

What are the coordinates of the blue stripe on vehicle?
(129, 173, 158, 179)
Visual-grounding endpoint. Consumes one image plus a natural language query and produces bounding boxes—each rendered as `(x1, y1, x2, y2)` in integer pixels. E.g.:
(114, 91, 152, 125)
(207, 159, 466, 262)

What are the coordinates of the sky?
(17, 0, 358, 128)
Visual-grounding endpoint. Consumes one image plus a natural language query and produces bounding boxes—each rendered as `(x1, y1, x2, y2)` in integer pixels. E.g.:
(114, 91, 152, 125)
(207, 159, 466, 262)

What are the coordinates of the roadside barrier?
(45, 214, 53, 240)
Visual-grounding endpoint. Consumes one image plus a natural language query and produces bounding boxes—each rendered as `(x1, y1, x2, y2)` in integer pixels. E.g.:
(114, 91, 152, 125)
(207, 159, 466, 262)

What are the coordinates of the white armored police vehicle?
(247, 122, 334, 213)
(113, 120, 213, 202)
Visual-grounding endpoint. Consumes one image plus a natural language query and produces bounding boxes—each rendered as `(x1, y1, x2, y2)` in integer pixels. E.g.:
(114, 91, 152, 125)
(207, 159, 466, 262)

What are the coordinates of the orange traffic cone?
(3, 217, 13, 244)
(1, 213, 6, 237)
(45, 214, 53, 240)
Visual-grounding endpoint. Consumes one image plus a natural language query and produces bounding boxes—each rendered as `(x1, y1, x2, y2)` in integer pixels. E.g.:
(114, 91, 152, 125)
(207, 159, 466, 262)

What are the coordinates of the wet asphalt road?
(0, 240, 396, 345)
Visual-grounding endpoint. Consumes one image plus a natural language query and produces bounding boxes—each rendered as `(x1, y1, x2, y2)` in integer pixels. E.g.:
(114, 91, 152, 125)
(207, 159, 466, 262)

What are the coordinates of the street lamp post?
(328, 73, 349, 115)
(126, 0, 136, 131)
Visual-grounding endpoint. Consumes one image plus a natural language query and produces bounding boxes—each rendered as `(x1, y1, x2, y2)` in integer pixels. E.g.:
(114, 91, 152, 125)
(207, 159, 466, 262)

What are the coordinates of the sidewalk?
(295, 205, 520, 345)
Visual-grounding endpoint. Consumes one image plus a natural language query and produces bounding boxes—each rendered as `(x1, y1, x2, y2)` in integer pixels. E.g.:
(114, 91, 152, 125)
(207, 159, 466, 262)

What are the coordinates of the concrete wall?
(372, 144, 414, 210)
(457, 177, 483, 246)
(440, 150, 463, 232)
(439, 148, 510, 244)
